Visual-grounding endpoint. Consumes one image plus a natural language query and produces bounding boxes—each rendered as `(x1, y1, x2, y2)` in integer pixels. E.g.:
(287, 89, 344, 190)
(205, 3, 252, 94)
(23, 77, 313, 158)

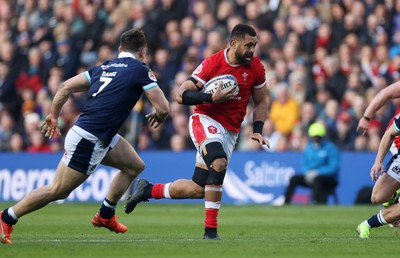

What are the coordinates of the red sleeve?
(192, 57, 214, 84)
(253, 58, 266, 87)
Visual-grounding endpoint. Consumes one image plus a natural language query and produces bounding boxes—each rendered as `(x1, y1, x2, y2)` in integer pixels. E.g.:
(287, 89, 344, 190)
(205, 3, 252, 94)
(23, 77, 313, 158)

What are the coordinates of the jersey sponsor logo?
(230, 96, 242, 100)
(148, 69, 157, 81)
(101, 63, 128, 70)
(193, 64, 202, 74)
(208, 125, 217, 134)
(110, 63, 128, 68)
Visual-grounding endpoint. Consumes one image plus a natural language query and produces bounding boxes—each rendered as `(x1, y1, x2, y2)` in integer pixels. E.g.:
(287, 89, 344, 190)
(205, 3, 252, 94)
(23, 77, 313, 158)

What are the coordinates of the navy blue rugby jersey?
(394, 116, 400, 133)
(75, 52, 158, 144)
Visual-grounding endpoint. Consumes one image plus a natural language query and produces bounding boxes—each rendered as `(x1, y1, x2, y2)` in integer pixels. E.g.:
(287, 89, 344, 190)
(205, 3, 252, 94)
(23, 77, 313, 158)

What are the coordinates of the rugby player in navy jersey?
(0, 28, 169, 244)
(357, 114, 400, 238)
(125, 24, 270, 240)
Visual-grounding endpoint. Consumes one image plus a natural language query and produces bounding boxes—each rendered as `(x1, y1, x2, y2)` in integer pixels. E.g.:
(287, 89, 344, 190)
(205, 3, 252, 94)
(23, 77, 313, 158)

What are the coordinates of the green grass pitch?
(1, 203, 399, 258)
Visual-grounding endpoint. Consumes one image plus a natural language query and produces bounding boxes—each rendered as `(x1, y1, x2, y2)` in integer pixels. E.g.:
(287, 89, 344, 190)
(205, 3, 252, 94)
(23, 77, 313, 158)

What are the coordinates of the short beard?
(235, 49, 252, 66)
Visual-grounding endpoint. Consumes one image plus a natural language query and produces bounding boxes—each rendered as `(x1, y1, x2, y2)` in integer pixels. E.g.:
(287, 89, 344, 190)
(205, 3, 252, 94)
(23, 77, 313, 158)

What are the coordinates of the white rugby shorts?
(62, 125, 120, 175)
(386, 154, 400, 183)
(189, 114, 238, 165)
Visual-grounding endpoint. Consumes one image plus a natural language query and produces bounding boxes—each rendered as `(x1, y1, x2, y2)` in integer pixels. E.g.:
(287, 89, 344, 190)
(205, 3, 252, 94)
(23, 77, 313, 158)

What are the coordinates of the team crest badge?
(193, 64, 202, 75)
(148, 69, 157, 81)
(208, 125, 217, 134)
(242, 72, 248, 81)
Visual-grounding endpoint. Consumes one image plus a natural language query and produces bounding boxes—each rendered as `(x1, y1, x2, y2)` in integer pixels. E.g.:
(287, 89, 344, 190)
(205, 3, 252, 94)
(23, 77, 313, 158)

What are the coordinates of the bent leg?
(382, 203, 400, 223)
(102, 137, 145, 203)
(284, 175, 307, 204)
(371, 173, 400, 204)
(311, 175, 337, 204)
(13, 161, 88, 218)
(169, 179, 205, 199)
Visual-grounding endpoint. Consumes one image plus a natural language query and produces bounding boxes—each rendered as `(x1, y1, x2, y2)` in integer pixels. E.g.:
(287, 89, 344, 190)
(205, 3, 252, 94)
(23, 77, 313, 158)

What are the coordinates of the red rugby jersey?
(191, 49, 266, 133)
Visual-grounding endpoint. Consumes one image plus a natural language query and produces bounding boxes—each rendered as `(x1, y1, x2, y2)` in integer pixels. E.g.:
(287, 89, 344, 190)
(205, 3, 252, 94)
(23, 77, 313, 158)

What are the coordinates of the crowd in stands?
(0, 0, 399, 153)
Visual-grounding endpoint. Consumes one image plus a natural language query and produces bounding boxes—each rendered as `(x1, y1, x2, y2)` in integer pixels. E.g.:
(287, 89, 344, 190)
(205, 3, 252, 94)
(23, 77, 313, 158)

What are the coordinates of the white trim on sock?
(378, 210, 388, 225)
(164, 183, 171, 199)
(103, 200, 116, 209)
(8, 207, 18, 221)
(205, 201, 221, 209)
(205, 186, 223, 192)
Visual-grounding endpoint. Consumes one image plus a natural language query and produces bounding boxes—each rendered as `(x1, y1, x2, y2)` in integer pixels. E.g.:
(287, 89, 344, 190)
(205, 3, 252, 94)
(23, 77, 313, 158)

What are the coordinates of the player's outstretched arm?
(358, 80, 400, 135)
(144, 86, 170, 128)
(41, 73, 90, 138)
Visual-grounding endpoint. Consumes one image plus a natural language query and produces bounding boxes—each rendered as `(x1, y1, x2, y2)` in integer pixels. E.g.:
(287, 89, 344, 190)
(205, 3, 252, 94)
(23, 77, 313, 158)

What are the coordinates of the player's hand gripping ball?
(202, 74, 239, 96)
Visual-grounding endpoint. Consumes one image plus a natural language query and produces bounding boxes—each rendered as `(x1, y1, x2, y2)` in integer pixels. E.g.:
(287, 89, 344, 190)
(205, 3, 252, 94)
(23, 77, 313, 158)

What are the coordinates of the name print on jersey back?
(101, 71, 117, 77)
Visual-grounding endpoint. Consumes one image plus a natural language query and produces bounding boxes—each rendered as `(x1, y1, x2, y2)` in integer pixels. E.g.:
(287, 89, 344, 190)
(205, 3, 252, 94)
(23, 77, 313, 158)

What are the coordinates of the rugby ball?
(202, 74, 239, 96)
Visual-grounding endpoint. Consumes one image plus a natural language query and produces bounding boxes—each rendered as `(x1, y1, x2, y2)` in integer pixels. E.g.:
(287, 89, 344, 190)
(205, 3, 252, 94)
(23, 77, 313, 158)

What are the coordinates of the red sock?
(151, 184, 165, 199)
(205, 208, 219, 228)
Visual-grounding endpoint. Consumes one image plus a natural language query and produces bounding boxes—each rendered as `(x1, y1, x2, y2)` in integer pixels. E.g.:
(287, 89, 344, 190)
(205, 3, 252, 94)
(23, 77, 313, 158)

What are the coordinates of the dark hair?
(120, 28, 147, 52)
(230, 24, 257, 41)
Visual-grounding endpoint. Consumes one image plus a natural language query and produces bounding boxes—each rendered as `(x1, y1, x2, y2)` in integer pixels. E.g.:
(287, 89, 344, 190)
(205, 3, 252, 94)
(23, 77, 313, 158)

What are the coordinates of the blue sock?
(99, 199, 117, 219)
(367, 210, 387, 228)
(2, 208, 18, 225)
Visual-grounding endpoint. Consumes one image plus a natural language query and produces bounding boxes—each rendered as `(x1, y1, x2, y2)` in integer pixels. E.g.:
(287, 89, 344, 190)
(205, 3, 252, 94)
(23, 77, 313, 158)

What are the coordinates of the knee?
(370, 189, 389, 204)
(211, 158, 227, 172)
(49, 185, 72, 200)
(136, 162, 145, 174)
(371, 193, 384, 205)
(124, 161, 145, 178)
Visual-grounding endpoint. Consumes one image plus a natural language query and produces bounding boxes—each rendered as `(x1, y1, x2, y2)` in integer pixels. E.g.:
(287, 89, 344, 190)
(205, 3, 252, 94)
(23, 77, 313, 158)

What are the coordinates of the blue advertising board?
(0, 151, 383, 205)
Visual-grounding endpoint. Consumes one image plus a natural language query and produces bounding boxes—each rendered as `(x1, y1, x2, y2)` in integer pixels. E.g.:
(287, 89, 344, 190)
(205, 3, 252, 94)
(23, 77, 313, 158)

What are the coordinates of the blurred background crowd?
(0, 0, 399, 153)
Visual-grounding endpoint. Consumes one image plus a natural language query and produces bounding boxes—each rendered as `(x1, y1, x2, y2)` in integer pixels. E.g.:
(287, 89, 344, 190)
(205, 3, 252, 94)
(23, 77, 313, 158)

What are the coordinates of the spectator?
(15, 47, 45, 94)
(269, 83, 300, 136)
(9, 132, 25, 152)
(78, 3, 107, 66)
(0, 111, 15, 151)
(55, 39, 80, 80)
(284, 122, 340, 204)
(170, 133, 188, 152)
(334, 111, 356, 150)
(354, 134, 368, 152)
(288, 70, 307, 104)
(318, 98, 340, 140)
(0, 61, 19, 119)
(26, 129, 51, 153)
(322, 55, 348, 102)
(298, 101, 317, 134)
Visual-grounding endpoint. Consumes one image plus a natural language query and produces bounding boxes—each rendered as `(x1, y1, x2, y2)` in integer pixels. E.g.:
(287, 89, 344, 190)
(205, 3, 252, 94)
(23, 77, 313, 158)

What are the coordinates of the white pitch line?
(15, 238, 199, 243)
(14, 237, 352, 243)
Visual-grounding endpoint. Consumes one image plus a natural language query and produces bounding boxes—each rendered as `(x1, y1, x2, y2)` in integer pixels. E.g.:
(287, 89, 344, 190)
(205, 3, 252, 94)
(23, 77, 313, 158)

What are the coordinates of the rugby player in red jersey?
(125, 24, 270, 240)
